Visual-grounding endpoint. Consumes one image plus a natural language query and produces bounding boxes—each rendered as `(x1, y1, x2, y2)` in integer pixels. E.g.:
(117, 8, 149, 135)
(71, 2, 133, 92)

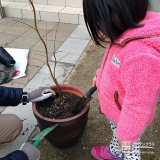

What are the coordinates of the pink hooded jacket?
(96, 11, 160, 143)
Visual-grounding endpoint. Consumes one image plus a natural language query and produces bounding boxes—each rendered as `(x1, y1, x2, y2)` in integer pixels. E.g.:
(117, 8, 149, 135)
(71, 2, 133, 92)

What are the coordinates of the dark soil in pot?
(32, 84, 90, 149)
(36, 92, 81, 119)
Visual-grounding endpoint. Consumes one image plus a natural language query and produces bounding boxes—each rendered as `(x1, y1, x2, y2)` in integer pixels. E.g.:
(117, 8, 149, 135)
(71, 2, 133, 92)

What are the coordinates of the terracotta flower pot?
(32, 84, 90, 149)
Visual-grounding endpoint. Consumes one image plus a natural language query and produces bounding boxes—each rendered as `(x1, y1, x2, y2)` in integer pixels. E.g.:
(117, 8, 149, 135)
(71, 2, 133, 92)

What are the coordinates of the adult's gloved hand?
(28, 86, 56, 102)
(20, 142, 40, 160)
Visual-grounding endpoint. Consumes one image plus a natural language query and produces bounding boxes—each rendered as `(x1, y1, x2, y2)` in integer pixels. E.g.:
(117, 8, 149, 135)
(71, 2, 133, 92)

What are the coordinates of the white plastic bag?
(5, 48, 29, 79)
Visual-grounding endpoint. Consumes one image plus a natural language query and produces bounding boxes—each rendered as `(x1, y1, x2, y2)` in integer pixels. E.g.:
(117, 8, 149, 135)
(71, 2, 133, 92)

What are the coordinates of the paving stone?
(69, 25, 91, 40)
(24, 62, 74, 90)
(0, 24, 13, 32)
(44, 30, 71, 41)
(52, 23, 78, 33)
(2, 25, 30, 36)
(0, 107, 6, 113)
(31, 39, 63, 52)
(0, 33, 17, 46)
(21, 28, 51, 39)
(7, 36, 40, 49)
(51, 37, 90, 64)
(28, 50, 53, 66)
(36, 21, 58, 30)
(0, 17, 17, 25)
(13, 18, 39, 27)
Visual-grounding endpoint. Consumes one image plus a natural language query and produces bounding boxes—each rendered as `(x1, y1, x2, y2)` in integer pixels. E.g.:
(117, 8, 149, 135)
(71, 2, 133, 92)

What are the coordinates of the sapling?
(28, 0, 62, 99)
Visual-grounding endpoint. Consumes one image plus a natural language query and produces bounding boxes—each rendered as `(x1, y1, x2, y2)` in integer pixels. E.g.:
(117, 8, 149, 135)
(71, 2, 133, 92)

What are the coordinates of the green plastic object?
(32, 139, 41, 148)
(32, 124, 58, 148)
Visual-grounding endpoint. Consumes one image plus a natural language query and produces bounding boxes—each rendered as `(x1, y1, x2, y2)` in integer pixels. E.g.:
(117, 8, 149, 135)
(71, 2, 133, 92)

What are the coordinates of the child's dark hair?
(83, 0, 149, 45)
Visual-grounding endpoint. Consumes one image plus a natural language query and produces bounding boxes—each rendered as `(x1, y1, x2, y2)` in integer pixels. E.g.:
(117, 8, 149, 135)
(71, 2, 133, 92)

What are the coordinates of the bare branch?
(57, 53, 70, 63)
(52, 24, 60, 77)
(13, 20, 36, 30)
(29, 57, 45, 63)
(28, 0, 61, 96)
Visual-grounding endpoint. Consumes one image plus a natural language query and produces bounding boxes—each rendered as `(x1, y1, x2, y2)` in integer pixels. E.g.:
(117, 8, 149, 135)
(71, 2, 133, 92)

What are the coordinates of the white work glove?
(28, 86, 56, 102)
(20, 142, 40, 160)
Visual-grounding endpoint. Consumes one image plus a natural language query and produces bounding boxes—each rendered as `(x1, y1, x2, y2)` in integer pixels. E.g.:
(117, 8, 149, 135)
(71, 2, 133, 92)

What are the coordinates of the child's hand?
(118, 139, 133, 152)
(92, 76, 97, 87)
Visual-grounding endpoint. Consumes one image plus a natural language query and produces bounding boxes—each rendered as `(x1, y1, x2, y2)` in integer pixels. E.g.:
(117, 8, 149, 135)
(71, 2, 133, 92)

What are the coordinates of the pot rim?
(32, 84, 90, 123)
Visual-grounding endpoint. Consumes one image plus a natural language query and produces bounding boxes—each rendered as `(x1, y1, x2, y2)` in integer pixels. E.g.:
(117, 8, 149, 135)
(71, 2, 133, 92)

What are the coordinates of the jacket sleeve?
(1, 150, 28, 160)
(117, 54, 160, 143)
(0, 86, 23, 106)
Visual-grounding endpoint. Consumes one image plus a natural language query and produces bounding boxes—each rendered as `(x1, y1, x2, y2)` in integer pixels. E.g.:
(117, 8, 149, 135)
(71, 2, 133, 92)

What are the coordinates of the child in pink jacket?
(83, 0, 160, 159)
